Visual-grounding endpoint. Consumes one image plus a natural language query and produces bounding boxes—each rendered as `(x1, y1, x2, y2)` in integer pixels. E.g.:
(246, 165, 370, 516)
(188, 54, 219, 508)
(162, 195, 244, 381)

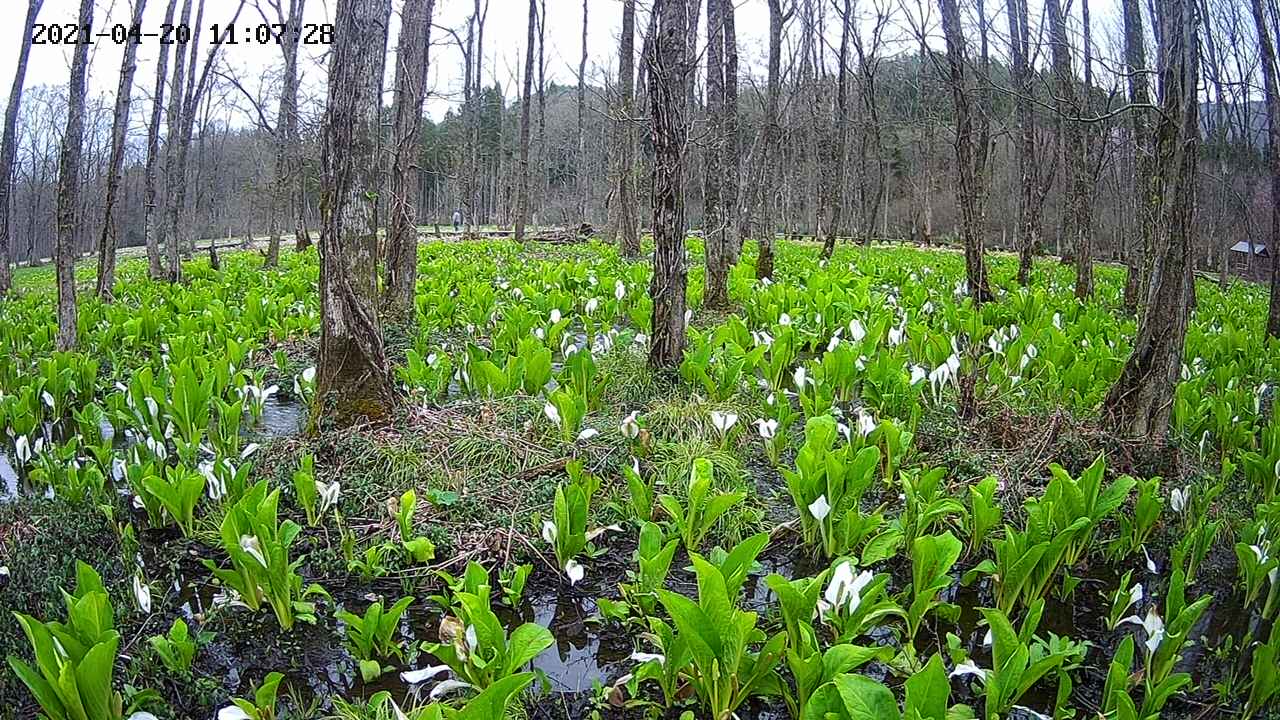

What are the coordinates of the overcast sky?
(0, 0, 1123, 126)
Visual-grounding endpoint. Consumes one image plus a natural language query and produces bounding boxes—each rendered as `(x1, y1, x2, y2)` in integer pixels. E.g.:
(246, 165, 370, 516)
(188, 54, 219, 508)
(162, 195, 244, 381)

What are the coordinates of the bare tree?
(55, 0, 94, 350)
(514, 0, 537, 242)
(703, 0, 729, 307)
(142, 0, 181, 279)
(1121, 0, 1155, 311)
(577, 0, 588, 225)
(939, 0, 993, 302)
(1046, 0, 1092, 297)
(1006, 0, 1041, 284)
(818, 0, 852, 259)
(262, 0, 307, 268)
(95, 0, 149, 299)
(1103, 0, 1200, 442)
(648, 0, 691, 370)
(385, 0, 435, 318)
(754, 0, 787, 280)
(164, 1, 246, 280)
(1252, 0, 1280, 336)
(614, 0, 641, 257)
(317, 0, 395, 420)
(0, 0, 43, 295)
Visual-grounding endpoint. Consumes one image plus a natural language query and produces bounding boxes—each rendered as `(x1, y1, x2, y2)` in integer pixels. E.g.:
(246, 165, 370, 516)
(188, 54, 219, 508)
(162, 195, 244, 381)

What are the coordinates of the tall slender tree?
(96, 0, 149, 299)
(1252, 0, 1280, 336)
(754, 0, 786, 280)
(703, 0, 729, 308)
(614, 0, 640, 258)
(317, 0, 395, 420)
(1103, 0, 1200, 442)
(818, 0, 852, 259)
(55, 0, 95, 350)
(939, 0, 993, 303)
(1121, 0, 1156, 312)
(514, 0, 537, 242)
(165, 1, 246, 280)
(1006, 0, 1039, 285)
(648, 0, 691, 370)
(0, 0, 44, 295)
(144, 0, 180, 280)
(577, 0, 588, 225)
(385, 0, 436, 318)
(263, 0, 308, 267)
(1046, 0, 1092, 298)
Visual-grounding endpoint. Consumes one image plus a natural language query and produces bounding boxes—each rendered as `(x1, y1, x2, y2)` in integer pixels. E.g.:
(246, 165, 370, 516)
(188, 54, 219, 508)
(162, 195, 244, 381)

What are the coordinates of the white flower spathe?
(544, 402, 561, 425)
(808, 495, 831, 523)
(239, 535, 267, 567)
(824, 561, 874, 616)
(1120, 606, 1166, 657)
(754, 417, 778, 440)
(620, 411, 641, 439)
(565, 559, 585, 585)
(132, 574, 151, 614)
(710, 411, 738, 434)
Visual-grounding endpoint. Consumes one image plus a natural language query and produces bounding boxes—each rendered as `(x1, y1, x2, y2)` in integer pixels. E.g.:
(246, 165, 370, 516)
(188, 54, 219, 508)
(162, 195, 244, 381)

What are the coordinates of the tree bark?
(615, 0, 640, 258)
(1006, 0, 1039, 285)
(318, 0, 395, 421)
(56, 0, 94, 350)
(703, 0, 728, 308)
(96, 0, 148, 299)
(722, 0, 740, 265)
(755, 0, 785, 281)
(648, 0, 691, 370)
(818, 1, 852, 259)
(142, 0, 180, 280)
(577, 0, 588, 224)
(514, 0, 537, 242)
(266, 0, 307, 267)
(0, 0, 43, 295)
(939, 0, 993, 303)
(1253, 0, 1280, 337)
(1122, 0, 1156, 313)
(384, 0, 435, 319)
(1047, 0, 1092, 299)
(1103, 0, 1199, 442)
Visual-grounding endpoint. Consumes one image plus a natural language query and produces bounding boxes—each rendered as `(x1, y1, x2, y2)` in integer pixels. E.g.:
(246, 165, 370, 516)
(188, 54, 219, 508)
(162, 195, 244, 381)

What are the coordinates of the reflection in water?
(0, 453, 17, 498)
(256, 396, 308, 438)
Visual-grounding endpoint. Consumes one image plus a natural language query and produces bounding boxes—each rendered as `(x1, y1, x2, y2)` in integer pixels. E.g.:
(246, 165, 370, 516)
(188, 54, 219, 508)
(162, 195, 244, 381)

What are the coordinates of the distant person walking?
(452, 209, 463, 232)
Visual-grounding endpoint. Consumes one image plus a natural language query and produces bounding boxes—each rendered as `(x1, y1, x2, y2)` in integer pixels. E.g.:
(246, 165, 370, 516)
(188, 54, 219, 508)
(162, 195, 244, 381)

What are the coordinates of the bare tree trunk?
(1253, 0, 1280, 337)
(1122, 0, 1155, 312)
(755, 0, 785, 281)
(514, 0, 537, 242)
(95, 0, 148, 299)
(0, 0, 43, 295)
(615, 0, 640, 257)
(819, 1, 852, 259)
(55, 0, 94, 350)
(139, 0, 180, 280)
(648, 0, 690, 370)
(265, 0, 307, 267)
(154, 0, 194, 280)
(722, 0, 740, 265)
(577, 0, 588, 225)
(703, 0, 728, 308)
(318, 0, 395, 421)
(1047, 0, 1092, 298)
(385, 0, 435, 318)
(939, 0, 993, 303)
(1103, 0, 1199, 442)
(1007, 0, 1039, 285)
